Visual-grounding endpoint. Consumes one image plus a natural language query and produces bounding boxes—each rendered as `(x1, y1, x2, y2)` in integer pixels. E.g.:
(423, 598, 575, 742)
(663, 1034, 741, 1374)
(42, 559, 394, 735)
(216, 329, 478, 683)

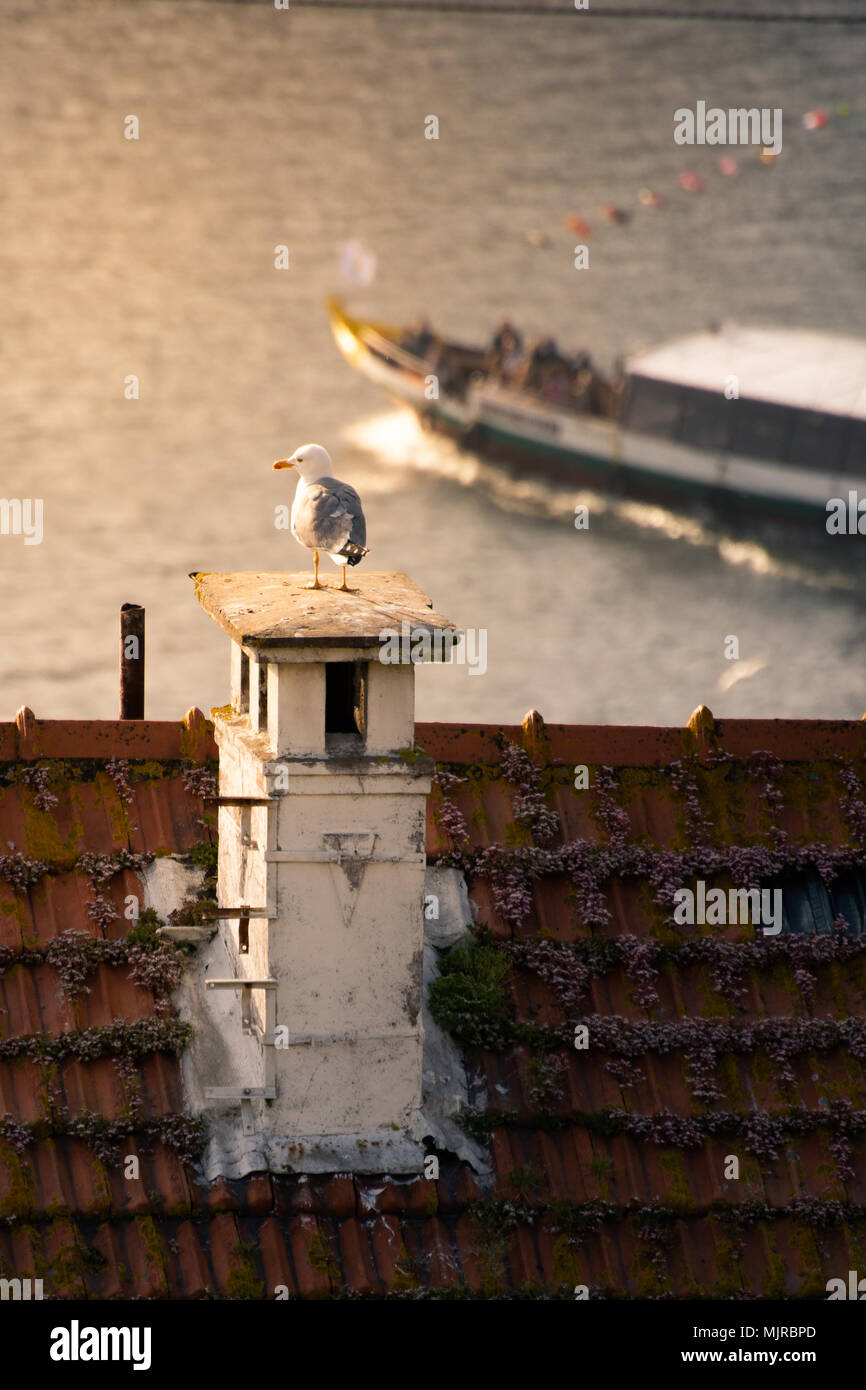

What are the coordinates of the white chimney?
(187, 571, 458, 1176)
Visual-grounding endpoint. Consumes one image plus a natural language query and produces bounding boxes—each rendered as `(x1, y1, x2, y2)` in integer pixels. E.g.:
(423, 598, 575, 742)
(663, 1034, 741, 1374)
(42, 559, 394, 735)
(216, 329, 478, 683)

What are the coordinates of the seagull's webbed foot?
(305, 550, 325, 589)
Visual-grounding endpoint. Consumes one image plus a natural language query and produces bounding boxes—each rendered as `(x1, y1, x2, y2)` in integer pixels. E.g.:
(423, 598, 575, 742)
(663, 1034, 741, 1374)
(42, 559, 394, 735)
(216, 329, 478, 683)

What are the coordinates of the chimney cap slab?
(191, 571, 458, 651)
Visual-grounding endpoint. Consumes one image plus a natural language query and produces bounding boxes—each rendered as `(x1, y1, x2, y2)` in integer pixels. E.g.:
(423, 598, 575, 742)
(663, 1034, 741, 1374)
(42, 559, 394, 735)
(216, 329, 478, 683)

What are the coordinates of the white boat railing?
(359, 325, 429, 374)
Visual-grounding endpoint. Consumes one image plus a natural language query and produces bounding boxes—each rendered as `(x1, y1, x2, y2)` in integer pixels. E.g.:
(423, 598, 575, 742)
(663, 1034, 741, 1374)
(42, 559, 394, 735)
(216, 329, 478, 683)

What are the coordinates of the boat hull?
(328, 301, 855, 526)
(424, 410, 834, 523)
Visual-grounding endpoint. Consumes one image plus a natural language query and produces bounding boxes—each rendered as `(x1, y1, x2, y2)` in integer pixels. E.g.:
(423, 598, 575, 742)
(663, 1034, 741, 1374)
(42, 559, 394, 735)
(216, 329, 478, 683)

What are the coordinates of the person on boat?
(489, 320, 525, 385)
(542, 367, 570, 403)
(491, 320, 522, 356)
(569, 364, 594, 411)
(402, 319, 435, 359)
(521, 337, 564, 394)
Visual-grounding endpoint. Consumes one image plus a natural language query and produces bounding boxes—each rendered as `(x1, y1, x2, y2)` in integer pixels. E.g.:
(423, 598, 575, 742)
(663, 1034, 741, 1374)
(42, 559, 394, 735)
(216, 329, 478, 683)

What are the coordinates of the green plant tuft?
(428, 942, 514, 1048)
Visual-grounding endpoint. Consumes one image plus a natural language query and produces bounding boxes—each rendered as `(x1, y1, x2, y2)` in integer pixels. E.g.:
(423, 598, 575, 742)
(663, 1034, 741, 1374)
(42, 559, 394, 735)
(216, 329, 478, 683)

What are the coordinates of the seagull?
(272, 443, 368, 591)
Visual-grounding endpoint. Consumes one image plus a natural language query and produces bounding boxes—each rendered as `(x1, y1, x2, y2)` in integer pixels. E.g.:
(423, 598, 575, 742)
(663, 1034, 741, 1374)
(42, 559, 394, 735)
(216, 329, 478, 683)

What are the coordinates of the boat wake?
(343, 407, 580, 522)
(342, 407, 857, 594)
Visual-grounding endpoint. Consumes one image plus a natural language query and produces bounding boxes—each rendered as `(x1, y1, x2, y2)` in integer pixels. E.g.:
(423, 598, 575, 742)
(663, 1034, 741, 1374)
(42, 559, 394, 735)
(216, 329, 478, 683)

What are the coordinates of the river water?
(1, 0, 865, 725)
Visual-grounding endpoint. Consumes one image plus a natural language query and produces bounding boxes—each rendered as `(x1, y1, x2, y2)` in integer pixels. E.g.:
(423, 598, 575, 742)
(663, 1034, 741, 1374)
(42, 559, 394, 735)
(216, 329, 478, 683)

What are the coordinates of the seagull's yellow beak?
(273, 459, 295, 470)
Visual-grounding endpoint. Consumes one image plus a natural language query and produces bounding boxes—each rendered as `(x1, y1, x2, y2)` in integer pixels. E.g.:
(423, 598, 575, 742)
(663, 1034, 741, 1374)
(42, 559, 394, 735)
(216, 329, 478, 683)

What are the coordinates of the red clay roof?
(0, 707, 864, 1298)
(413, 709, 866, 1299)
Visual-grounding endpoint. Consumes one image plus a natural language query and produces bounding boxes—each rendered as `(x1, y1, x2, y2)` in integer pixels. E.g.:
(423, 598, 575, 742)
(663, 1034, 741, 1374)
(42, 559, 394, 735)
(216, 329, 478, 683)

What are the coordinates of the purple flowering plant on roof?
(105, 758, 135, 805)
(836, 756, 866, 845)
(182, 761, 218, 800)
(432, 770, 471, 861)
(20, 764, 59, 812)
(592, 765, 631, 850)
(500, 742, 560, 844)
(127, 943, 184, 1012)
(0, 843, 50, 893)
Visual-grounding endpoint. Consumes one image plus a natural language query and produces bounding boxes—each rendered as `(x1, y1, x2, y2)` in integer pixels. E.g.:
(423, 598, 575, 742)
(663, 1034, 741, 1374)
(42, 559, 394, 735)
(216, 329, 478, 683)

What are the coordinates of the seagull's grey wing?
(328, 479, 366, 549)
(293, 478, 366, 554)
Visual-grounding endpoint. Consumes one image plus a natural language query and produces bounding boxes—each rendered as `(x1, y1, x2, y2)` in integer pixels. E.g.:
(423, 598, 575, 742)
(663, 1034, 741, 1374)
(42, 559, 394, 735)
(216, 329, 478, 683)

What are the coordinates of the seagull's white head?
(273, 443, 332, 482)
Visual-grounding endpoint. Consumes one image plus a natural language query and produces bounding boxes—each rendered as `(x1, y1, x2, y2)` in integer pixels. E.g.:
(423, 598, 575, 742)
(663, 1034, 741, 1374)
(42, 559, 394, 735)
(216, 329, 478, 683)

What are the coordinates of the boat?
(327, 299, 866, 523)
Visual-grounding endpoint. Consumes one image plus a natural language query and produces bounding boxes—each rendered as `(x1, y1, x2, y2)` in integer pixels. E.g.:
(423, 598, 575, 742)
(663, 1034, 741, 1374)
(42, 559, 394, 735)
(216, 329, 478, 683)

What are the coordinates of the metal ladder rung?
(207, 795, 274, 806)
(206, 979, 277, 990)
(199, 907, 271, 919)
(204, 1086, 277, 1100)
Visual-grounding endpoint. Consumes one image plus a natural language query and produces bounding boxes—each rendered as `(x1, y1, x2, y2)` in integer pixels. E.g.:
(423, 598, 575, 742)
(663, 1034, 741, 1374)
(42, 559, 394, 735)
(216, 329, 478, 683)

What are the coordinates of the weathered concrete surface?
(178, 928, 270, 1180)
(179, 865, 490, 1179)
(141, 857, 206, 924)
(191, 570, 458, 650)
(413, 865, 491, 1176)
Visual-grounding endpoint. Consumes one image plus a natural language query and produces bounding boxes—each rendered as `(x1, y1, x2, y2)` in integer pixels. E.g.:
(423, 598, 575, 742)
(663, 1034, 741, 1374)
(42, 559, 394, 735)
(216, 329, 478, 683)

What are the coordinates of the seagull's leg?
(306, 550, 323, 590)
(339, 565, 349, 592)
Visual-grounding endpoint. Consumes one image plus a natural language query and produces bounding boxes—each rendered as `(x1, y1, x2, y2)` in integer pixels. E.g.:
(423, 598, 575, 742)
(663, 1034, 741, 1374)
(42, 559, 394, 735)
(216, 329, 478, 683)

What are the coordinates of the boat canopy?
(626, 326, 866, 423)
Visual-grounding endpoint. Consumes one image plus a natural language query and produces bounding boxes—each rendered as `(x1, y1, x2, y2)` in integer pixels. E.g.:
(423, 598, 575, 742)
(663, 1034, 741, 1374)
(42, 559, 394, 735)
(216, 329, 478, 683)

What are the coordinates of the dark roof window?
(729, 398, 792, 464)
(844, 420, 866, 477)
(770, 869, 866, 938)
(786, 410, 849, 472)
(678, 390, 734, 452)
(623, 376, 684, 439)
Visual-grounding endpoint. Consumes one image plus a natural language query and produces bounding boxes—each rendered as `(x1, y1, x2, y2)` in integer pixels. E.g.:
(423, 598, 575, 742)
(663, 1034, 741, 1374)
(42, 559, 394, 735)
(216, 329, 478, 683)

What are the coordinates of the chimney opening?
(258, 661, 268, 732)
(325, 661, 367, 746)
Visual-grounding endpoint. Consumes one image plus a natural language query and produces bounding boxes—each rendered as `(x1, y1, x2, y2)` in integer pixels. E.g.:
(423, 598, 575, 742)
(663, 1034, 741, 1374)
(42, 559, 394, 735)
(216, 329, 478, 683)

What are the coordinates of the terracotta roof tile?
(256, 1216, 293, 1298)
(373, 1180, 407, 1215)
(286, 1178, 320, 1215)
(420, 1216, 461, 1287)
(207, 1210, 245, 1297)
(90, 1221, 129, 1298)
(453, 1211, 486, 1291)
(432, 1176, 455, 1215)
(489, 1129, 522, 1196)
(404, 1177, 438, 1219)
(243, 1175, 275, 1217)
(368, 1213, 407, 1291)
(454, 1167, 484, 1208)
(206, 1179, 240, 1215)
(321, 1175, 356, 1219)
(337, 1217, 382, 1296)
(289, 1214, 334, 1298)
(173, 1218, 216, 1299)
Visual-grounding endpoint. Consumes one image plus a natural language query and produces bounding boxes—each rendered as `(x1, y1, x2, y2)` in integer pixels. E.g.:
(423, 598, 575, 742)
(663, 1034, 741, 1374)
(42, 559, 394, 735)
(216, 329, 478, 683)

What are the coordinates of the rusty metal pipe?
(119, 603, 145, 719)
